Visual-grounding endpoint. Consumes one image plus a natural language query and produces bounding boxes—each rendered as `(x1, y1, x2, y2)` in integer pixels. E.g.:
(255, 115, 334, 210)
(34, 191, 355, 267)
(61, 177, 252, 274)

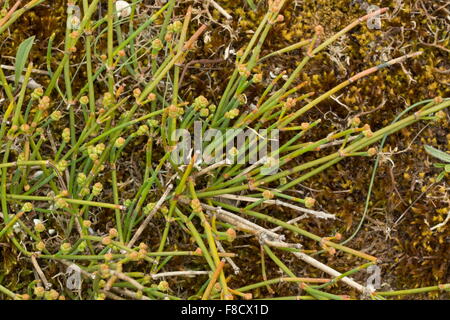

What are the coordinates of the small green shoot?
(425, 145, 450, 163)
(14, 36, 35, 87)
(425, 145, 450, 182)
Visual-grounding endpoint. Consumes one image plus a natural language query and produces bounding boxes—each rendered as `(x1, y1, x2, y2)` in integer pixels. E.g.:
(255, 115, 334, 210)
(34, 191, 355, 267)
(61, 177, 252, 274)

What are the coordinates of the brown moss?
(1, 0, 449, 298)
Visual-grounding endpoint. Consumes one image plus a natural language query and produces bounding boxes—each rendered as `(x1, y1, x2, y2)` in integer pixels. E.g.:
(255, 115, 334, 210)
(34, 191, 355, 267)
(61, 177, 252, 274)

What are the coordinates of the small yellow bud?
(157, 281, 169, 292)
(36, 241, 46, 251)
(50, 111, 63, 121)
(226, 228, 237, 242)
(45, 289, 59, 300)
(34, 286, 45, 298)
(367, 147, 377, 157)
(62, 128, 71, 143)
(102, 236, 112, 246)
(22, 202, 33, 212)
(262, 190, 274, 199)
(305, 197, 316, 208)
(34, 223, 45, 233)
(115, 137, 126, 148)
(79, 96, 89, 105)
(109, 228, 118, 238)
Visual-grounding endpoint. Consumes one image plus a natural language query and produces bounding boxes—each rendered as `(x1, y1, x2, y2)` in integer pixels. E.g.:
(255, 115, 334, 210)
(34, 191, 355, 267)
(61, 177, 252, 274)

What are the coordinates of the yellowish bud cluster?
(225, 108, 240, 119)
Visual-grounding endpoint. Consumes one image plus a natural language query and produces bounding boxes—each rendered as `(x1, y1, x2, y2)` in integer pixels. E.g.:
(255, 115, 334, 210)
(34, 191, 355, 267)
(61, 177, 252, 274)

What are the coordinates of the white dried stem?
(111, 287, 151, 300)
(201, 202, 285, 241)
(291, 250, 367, 293)
(128, 184, 173, 248)
(208, 0, 232, 20)
(31, 254, 52, 290)
(217, 194, 336, 220)
(270, 214, 308, 232)
(232, 157, 267, 180)
(216, 240, 241, 275)
(194, 159, 231, 178)
(263, 238, 303, 249)
(110, 270, 145, 291)
(430, 210, 450, 231)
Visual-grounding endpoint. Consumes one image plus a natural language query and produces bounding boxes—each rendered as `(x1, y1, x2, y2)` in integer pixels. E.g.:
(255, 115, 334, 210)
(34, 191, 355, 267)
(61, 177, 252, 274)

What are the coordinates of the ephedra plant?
(0, 0, 449, 300)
